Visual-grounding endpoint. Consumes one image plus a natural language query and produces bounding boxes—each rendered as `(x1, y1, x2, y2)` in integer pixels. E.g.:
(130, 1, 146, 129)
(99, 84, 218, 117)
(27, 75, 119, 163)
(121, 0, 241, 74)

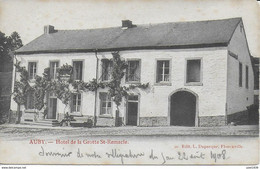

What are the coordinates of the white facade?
(227, 21, 254, 115)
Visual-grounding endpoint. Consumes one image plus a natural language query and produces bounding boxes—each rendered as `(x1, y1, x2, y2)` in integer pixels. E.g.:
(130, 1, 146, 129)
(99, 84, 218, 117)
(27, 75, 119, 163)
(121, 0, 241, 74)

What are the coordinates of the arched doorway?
(170, 90, 197, 126)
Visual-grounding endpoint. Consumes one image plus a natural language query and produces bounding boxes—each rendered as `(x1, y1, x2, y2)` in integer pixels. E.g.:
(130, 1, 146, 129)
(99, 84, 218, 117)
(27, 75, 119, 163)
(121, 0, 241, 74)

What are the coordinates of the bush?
(83, 119, 93, 128)
(0, 99, 11, 124)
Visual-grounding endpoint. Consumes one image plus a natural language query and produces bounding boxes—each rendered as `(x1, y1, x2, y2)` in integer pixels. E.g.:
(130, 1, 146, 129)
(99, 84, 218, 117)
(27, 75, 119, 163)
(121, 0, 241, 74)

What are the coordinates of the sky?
(0, 0, 259, 57)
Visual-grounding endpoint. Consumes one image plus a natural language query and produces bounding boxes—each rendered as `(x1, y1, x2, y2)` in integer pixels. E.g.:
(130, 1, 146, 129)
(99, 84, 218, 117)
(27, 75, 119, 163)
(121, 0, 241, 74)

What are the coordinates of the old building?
(10, 18, 255, 127)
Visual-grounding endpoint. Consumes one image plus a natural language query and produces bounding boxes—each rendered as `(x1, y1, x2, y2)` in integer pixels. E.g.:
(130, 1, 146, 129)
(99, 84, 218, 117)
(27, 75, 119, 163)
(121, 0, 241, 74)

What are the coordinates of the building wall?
(11, 47, 228, 126)
(227, 21, 254, 124)
(95, 47, 228, 126)
(10, 53, 98, 122)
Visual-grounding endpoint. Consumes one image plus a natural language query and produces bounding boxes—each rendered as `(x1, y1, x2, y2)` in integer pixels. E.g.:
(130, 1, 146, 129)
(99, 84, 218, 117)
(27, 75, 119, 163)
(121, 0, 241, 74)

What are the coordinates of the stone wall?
(139, 116, 168, 127)
(199, 116, 226, 127)
(96, 116, 115, 127)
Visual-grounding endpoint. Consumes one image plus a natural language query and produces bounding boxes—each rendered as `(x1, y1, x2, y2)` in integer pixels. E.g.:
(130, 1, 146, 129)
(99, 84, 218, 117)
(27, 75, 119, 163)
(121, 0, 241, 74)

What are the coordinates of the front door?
(126, 95, 138, 126)
(47, 97, 57, 119)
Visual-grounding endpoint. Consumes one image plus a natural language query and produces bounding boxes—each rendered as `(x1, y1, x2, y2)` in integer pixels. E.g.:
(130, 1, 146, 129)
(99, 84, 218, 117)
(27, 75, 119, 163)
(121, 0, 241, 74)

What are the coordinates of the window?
(126, 60, 140, 82)
(73, 61, 83, 80)
(100, 93, 112, 115)
(101, 59, 112, 81)
(246, 65, 249, 89)
(156, 60, 170, 82)
(71, 93, 81, 113)
(28, 62, 37, 80)
(186, 59, 201, 83)
(239, 62, 242, 87)
(26, 90, 35, 109)
(50, 61, 59, 80)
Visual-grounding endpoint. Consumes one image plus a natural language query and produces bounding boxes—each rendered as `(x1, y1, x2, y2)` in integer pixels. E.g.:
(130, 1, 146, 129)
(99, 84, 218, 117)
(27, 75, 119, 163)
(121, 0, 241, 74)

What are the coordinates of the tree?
(0, 32, 10, 62)
(0, 31, 23, 124)
(8, 32, 23, 51)
(108, 52, 128, 126)
(0, 31, 23, 71)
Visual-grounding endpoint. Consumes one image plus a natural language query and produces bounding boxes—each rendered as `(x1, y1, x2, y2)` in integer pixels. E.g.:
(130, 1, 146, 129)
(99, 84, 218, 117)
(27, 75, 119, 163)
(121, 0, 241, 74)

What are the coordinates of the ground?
(0, 124, 258, 141)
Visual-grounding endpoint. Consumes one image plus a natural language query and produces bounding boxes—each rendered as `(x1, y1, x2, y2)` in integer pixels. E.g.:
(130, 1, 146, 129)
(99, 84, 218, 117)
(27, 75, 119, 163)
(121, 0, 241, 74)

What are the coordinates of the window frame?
(72, 60, 84, 81)
(28, 61, 38, 80)
(71, 93, 82, 115)
(99, 92, 112, 117)
(155, 59, 171, 85)
(126, 59, 141, 84)
(185, 58, 203, 86)
(101, 59, 113, 82)
(49, 61, 59, 80)
(245, 65, 249, 89)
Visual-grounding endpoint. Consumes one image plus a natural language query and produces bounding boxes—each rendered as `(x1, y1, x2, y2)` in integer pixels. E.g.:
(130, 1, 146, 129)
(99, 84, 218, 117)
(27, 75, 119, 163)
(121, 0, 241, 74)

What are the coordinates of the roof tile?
(16, 18, 241, 54)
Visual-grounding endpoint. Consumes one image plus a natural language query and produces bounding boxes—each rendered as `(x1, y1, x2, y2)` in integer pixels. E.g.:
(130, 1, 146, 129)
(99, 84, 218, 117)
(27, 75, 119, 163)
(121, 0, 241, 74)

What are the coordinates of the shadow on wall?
(247, 104, 259, 125)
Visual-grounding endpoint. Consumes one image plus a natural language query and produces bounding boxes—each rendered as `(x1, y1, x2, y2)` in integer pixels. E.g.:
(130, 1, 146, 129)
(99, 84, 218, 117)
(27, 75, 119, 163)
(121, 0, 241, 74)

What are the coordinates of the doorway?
(170, 90, 197, 126)
(126, 95, 139, 126)
(47, 93, 57, 119)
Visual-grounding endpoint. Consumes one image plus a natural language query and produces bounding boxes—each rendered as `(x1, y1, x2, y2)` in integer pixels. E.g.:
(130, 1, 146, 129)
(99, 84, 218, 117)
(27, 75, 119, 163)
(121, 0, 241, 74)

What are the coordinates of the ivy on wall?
(13, 62, 32, 106)
(13, 52, 149, 123)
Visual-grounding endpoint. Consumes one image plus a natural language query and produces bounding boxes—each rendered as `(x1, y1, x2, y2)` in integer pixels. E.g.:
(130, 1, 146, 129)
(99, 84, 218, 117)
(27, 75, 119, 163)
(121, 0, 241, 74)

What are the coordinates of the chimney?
(44, 25, 55, 34)
(122, 20, 135, 29)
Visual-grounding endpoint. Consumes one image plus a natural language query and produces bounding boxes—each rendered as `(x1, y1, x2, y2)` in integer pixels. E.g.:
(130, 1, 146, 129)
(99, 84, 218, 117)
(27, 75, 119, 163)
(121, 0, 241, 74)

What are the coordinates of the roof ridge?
(55, 17, 242, 32)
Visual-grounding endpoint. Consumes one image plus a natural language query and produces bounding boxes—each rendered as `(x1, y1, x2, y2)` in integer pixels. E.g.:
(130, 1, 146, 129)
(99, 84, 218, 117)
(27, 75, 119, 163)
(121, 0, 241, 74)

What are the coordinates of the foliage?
(52, 80, 72, 106)
(60, 112, 75, 126)
(0, 31, 23, 71)
(8, 32, 23, 51)
(13, 62, 32, 105)
(127, 83, 150, 90)
(13, 51, 149, 126)
(72, 79, 107, 92)
(57, 63, 73, 77)
(0, 32, 10, 61)
(1, 31, 23, 124)
(108, 52, 128, 108)
(43, 67, 51, 81)
(33, 76, 47, 110)
(83, 119, 93, 128)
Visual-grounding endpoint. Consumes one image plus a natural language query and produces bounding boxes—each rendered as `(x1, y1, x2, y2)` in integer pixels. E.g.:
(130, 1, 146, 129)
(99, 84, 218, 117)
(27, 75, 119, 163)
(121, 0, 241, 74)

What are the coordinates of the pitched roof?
(16, 18, 241, 54)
